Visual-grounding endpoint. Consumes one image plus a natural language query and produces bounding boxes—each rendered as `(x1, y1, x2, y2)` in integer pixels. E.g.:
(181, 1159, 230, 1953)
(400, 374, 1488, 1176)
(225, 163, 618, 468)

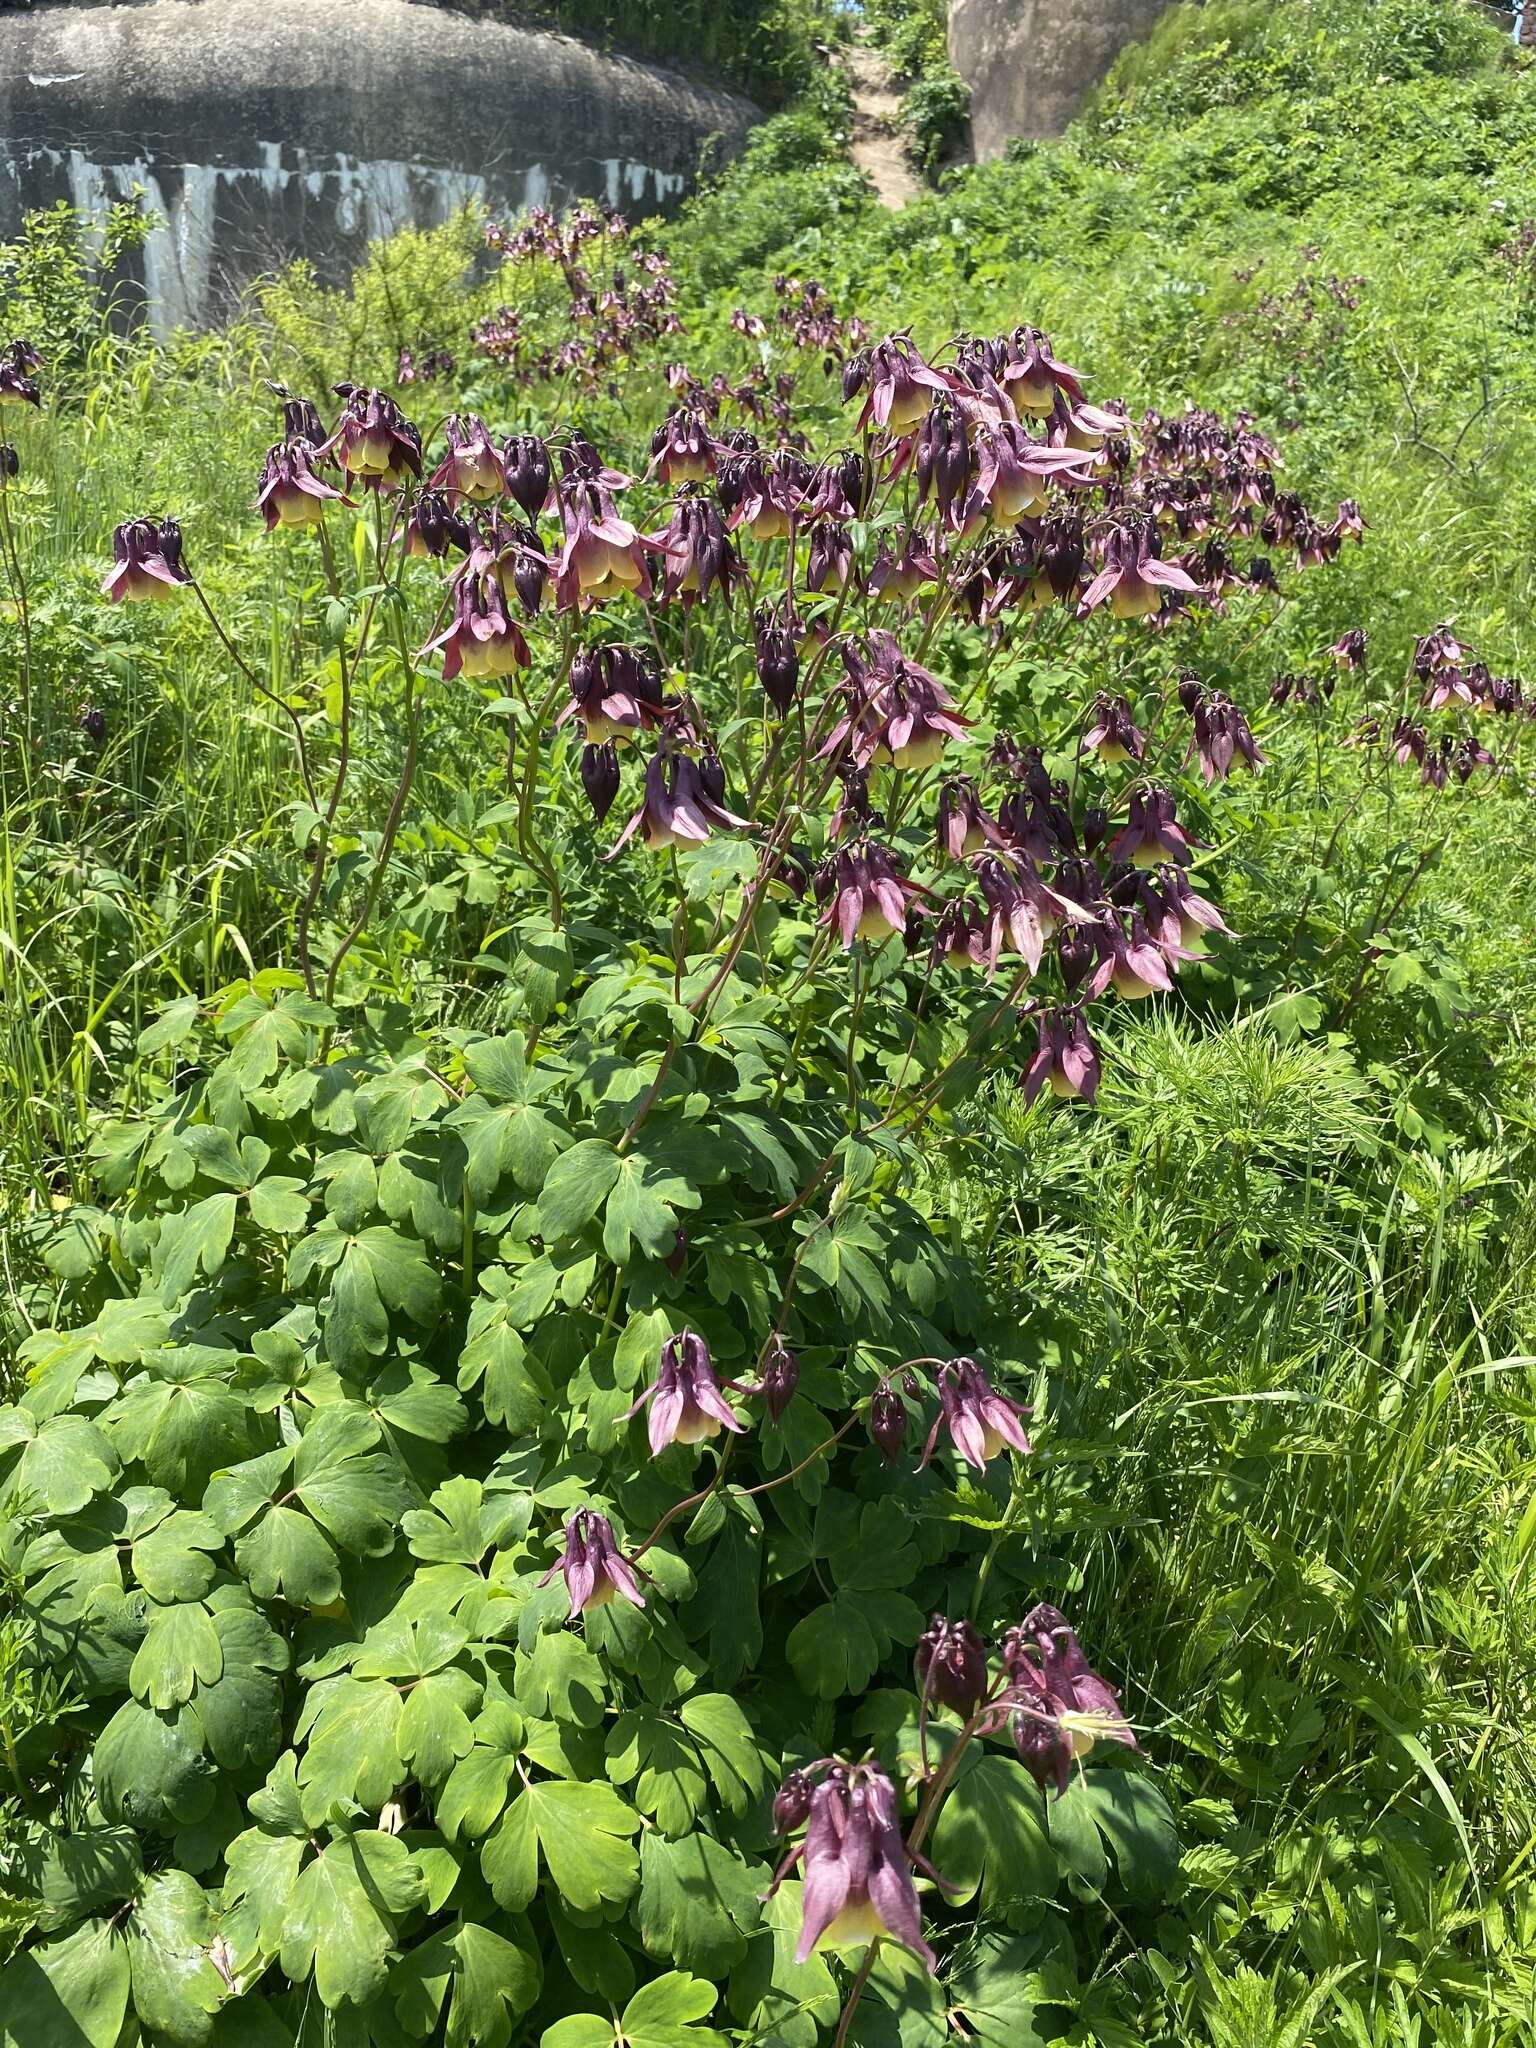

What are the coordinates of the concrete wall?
(0, 0, 758, 331)
(949, 0, 1172, 157)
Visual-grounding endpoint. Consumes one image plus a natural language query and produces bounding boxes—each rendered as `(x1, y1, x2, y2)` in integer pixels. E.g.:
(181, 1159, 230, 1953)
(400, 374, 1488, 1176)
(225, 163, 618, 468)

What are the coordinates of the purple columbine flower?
(1190, 694, 1266, 785)
(256, 439, 351, 530)
(915, 1615, 988, 1718)
(1329, 626, 1367, 671)
(914, 400, 974, 527)
(975, 855, 1080, 978)
(405, 489, 473, 559)
(806, 520, 853, 594)
(854, 332, 957, 434)
(921, 1357, 1032, 1472)
(320, 385, 422, 489)
(721, 445, 813, 539)
(935, 777, 1002, 860)
(928, 897, 987, 972)
(555, 481, 656, 608)
(773, 1769, 816, 1837)
(422, 571, 529, 680)
(650, 407, 715, 485)
(538, 1508, 645, 1617)
(654, 491, 743, 607)
(815, 839, 929, 950)
(1022, 1008, 1101, 1105)
(1109, 787, 1199, 869)
(0, 339, 42, 408)
(998, 325, 1085, 415)
(1079, 518, 1201, 621)
(556, 644, 663, 746)
(625, 1329, 747, 1454)
(966, 421, 1094, 528)
(867, 533, 940, 606)
(793, 1764, 935, 1970)
(428, 413, 504, 501)
(1002, 1602, 1138, 1796)
(100, 518, 191, 604)
(1082, 692, 1146, 765)
(609, 749, 751, 856)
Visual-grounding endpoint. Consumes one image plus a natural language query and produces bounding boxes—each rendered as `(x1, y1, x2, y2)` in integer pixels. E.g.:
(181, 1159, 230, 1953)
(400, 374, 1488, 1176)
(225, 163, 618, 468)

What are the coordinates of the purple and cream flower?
(625, 1329, 747, 1453)
(793, 1764, 935, 1969)
(1082, 692, 1146, 766)
(422, 571, 530, 679)
(855, 333, 957, 434)
(555, 482, 657, 608)
(428, 414, 504, 501)
(556, 644, 663, 747)
(1079, 519, 1201, 621)
(816, 840, 928, 949)
(1190, 693, 1267, 784)
(256, 439, 351, 530)
(998, 325, 1085, 415)
(649, 407, 715, 486)
(1003, 1603, 1138, 1796)
(1022, 1008, 1101, 1105)
(935, 777, 1003, 860)
(920, 1357, 1032, 1471)
(101, 517, 191, 603)
(538, 1509, 645, 1617)
(915, 1615, 988, 1718)
(0, 339, 42, 407)
(320, 385, 422, 489)
(1109, 786, 1199, 869)
(610, 748, 751, 855)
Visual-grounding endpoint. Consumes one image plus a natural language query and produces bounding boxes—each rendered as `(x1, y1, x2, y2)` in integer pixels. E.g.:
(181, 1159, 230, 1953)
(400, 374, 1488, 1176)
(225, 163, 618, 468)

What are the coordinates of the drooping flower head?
(855, 332, 956, 434)
(1190, 694, 1266, 785)
(405, 488, 474, 560)
(321, 385, 422, 489)
(256, 439, 351, 530)
(748, 1336, 800, 1424)
(538, 1508, 645, 1617)
(422, 570, 529, 680)
(1109, 786, 1199, 869)
(502, 433, 553, 518)
(868, 1386, 909, 1463)
(556, 643, 663, 746)
(649, 407, 715, 485)
(975, 855, 1080, 978)
(1003, 1602, 1138, 1796)
(1079, 518, 1201, 621)
(1022, 1008, 1101, 1105)
(626, 1329, 747, 1454)
(935, 776, 1002, 860)
(1329, 626, 1367, 671)
(655, 490, 743, 607)
(429, 414, 504, 501)
(753, 600, 801, 715)
(915, 1615, 989, 1718)
(100, 517, 191, 603)
(0, 339, 42, 407)
(609, 746, 752, 856)
(579, 741, 621, 822)
(555, 481, 656, 608)
(815, 839, 928, 950)
(794, 1763, 934, 1970)
(1082, 692, 1146, 766)
(998, 325, 1085, 415)
(921, 1357, 1032, 1471)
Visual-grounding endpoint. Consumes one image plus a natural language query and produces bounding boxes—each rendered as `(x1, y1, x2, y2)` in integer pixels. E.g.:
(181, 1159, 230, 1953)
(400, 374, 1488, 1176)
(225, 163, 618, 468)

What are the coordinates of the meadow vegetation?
(2, 2, 1536, 2044)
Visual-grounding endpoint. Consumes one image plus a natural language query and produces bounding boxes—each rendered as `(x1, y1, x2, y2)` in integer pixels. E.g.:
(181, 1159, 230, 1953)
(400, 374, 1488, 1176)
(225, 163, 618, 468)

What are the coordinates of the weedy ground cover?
(2, 2, 1536, 2044)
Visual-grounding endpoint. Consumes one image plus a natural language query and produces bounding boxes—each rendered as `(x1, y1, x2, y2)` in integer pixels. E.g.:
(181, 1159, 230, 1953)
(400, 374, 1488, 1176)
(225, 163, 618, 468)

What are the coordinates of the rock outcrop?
(0, 0, 757, 330)
(949, 0, 1170, 158)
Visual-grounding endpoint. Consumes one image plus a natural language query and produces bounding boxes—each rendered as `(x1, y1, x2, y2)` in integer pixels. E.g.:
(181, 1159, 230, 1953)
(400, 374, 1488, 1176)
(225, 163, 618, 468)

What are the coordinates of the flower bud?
(773, 1768, 815, 1835)
(580, 741, 621, 823)
(1176, 671, 1203, 713)
(757, 1337, 799, 1424)
(868, 1387, 907, 1463)
(503, 433, 552, 518)
(915, 1615, 989, 1717)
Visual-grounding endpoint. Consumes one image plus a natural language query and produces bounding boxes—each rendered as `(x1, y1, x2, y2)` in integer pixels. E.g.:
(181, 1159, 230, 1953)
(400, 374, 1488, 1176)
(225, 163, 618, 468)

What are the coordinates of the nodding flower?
(998, 779, 1077, 863)
(814, 448, 877, 521)
(101, 517, 191, 603)
(976, 855, 1080, 978)
(480, 518, 550, 616)
(998, 325, 1085, 415)
(806, 521, 853, 594)
(773, 1769, 816, 1837)
(422, 571, 530, 679)
(1454, 736, 1496, 783)
(928, 896, 988, 971)
(1190, 693, 1266, 784)
(321, 385, 422, 488)
(1079, 518, 1201, 621)
(916, 1615, 989, 1718)
(1331, 498, 1367, 543)
(428, 414, 504, 501)
(625, 1329, 747, 1454)
(649, 407, 715, 485)
(655, 491, 743, 607)
(719, 446, 813, 540)
(538, 1509, 645, 1617)
(502, 433, 553, 518)
(405, 489, 474, 559)
(753, 601, 801, 714)
(1109, 786, 1199, 869)
(0, 339, 42, 407)
(780, 1762, 936, 1970)
(1022, 1008, 1102, 1105)
(1392, 717, 1428, 767)
(1002, 1603, 1138, 1796)
(1081, 691, 1146, 766)
(921, 1357, 1032, 1471)
(855, 332, 957, 434)
(1413, 624, 1463, 678)
(935, 776, 1003, 860)
(815, 839, 928, 949)
(256, 439, 351, 530)
(746, 1336, 800, 1424)
(867, 533, 940, 606)
(556, 644, 663, 746)
(1420, 662, 1480, 713)
(870, 637, 974, 770)
(1329, 626, 1367, 670)
(1087, 909, 1178, 1001)
(609, 747, 751, 856)
(579, 741, 621, 822)
(1142, 863, 1232, 956)
(555, 481, 657, 608)
(967, 421, 1094, 529)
